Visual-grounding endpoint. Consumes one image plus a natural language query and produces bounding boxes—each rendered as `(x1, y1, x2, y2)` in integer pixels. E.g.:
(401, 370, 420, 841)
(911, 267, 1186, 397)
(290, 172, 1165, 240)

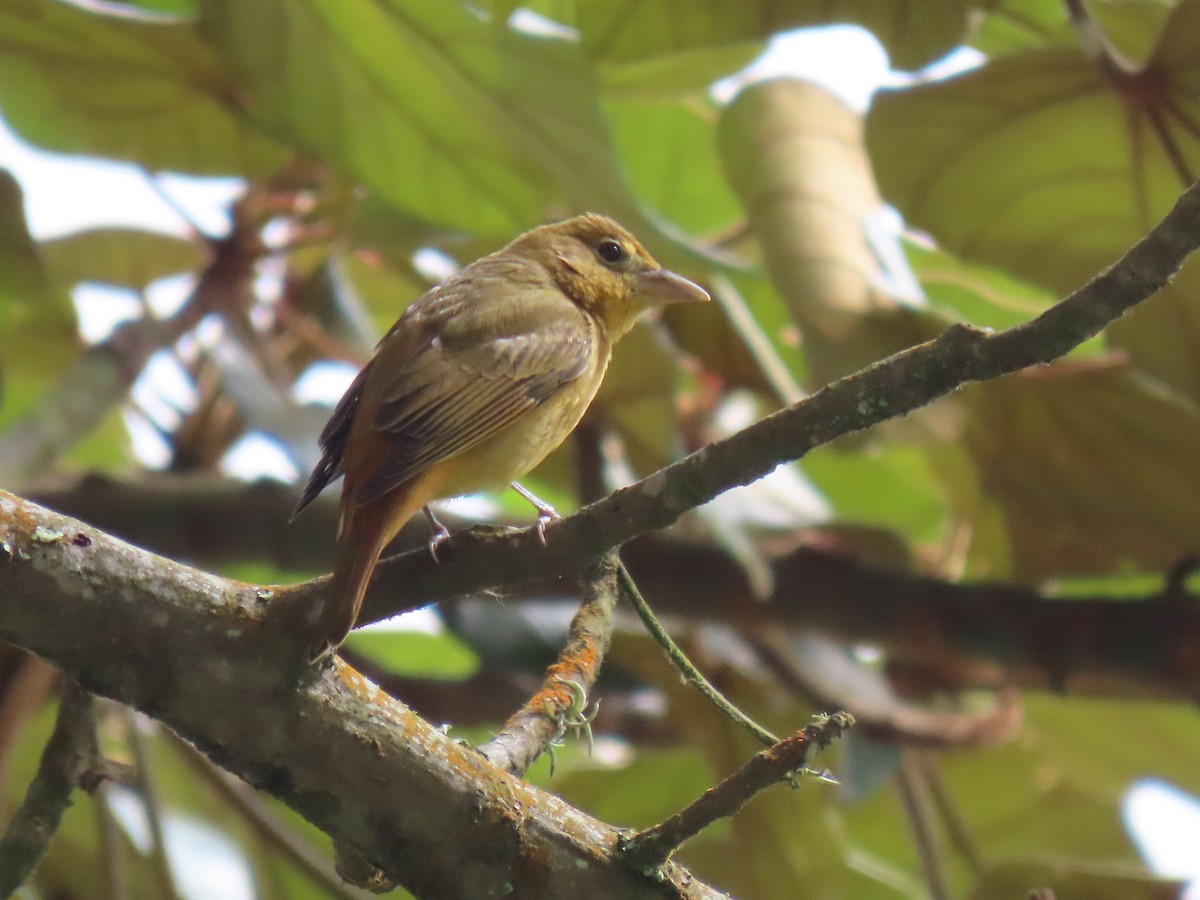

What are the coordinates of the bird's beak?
(637, 268, 710, 306)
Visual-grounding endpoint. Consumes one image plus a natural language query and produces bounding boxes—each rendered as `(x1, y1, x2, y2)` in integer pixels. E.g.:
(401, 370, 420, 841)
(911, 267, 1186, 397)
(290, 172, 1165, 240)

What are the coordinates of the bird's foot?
(511, 482, 559, 546)
(423, 505, 452, 562)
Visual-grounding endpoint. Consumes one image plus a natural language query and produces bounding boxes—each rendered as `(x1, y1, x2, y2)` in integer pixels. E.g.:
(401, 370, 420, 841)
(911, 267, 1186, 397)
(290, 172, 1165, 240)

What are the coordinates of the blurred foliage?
(2, 0, 1199, 897)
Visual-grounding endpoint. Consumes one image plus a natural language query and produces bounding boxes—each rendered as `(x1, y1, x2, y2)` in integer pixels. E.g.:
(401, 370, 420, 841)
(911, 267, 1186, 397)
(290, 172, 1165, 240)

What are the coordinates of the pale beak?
(637, 268, 710, 306)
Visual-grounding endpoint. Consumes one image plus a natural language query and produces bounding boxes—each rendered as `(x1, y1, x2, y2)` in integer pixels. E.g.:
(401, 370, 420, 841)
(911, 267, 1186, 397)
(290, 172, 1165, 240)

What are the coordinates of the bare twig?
(617, 712, 853, 871)
(25, 473, 1200, 702)
(896, 752, 950, 900)
(0, 683, 96, 896)
(123, 710, 181, 900)
(617, 563, 778, 747)
(751, 635, 1023, 749)
(479, 556, 620, 776)
(915, 752, 985, 875)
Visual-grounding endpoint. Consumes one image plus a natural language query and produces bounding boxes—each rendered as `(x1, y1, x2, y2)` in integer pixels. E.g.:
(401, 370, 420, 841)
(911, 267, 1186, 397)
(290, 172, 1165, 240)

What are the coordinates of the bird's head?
(515, 214, 709, 338)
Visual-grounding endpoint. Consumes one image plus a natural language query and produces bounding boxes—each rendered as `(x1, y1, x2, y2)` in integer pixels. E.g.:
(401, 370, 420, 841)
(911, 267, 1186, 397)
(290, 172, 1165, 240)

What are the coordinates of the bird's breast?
(439, 348, 610, 498)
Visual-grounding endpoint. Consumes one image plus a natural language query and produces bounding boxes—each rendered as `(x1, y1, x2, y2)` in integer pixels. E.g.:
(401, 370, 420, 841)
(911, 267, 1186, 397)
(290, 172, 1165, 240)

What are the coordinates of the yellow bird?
(294, 214, 709, 660)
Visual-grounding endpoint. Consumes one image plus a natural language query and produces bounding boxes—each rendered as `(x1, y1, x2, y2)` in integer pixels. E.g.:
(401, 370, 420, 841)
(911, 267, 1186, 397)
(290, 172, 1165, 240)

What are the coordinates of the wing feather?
(352, 277, 594, 506)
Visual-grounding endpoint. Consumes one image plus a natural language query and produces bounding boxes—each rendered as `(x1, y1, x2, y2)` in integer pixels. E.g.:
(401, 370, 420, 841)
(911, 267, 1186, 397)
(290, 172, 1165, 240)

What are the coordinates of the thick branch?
(27, 473, 1200, 700)
(0, 493, 726, 900)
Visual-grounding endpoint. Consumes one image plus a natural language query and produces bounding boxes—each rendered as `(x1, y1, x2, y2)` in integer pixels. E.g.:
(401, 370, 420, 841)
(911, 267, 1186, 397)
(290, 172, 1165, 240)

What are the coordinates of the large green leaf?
(606, 95, 741, 234)
(867, 0, 1200, 397)
(720, 79, 938, 387)
(971, 0, 1175, 61)
(41, 227, 203, 291)
(0, 0, 284, 175)
(574, 0, 978, 72)
(198, 0, 646, 236)
(963, 362, 1200, 580)
(0, 170, 77, 427)
(0, 168, 50, 319)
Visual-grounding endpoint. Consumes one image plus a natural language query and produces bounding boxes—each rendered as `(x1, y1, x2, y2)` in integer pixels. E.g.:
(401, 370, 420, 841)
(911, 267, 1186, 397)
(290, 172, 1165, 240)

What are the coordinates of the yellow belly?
(437, 359, 608, 498)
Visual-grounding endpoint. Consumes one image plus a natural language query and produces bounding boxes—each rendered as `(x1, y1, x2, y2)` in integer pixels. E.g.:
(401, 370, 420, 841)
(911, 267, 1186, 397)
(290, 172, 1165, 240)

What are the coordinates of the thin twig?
(173, 737, 375, 900)
(915, 752, 985, 875)
(618, 712, 853, 870)
(141, 171, 213, 242)
(95, 782, 130, 900)
(479, 556, 620, 776)
(710, 273, 804, 405)
(617, 562, 778, 747)
(122, 709, 180, 900)
(896, 752, 950, 900)
(0, 683, 97, 896)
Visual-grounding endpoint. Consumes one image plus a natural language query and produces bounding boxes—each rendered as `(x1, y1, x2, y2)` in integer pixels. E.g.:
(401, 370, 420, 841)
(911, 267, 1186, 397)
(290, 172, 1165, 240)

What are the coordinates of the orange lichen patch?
(0, 492, 45, 539)
(335, 660, 384, 705)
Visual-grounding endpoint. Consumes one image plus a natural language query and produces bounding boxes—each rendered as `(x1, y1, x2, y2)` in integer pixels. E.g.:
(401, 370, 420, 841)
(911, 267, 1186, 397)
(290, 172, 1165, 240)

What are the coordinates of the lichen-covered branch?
(0, 493, 727, 900)
(479, 556, 619, 776)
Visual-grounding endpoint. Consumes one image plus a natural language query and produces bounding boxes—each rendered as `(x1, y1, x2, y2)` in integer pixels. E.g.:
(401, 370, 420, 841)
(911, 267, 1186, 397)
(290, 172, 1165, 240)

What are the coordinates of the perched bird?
(294, 214, 709, 660)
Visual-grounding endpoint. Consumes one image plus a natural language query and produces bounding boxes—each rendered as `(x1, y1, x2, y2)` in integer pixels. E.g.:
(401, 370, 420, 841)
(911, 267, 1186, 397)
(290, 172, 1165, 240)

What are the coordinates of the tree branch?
(0, 683, 97, 896)
(27, 473, 1200, 701)
(479, 556, 619, 776)
(617, 712, 854, 872)
(271, 178, 1200, 644)
(0, 493, 727, 899)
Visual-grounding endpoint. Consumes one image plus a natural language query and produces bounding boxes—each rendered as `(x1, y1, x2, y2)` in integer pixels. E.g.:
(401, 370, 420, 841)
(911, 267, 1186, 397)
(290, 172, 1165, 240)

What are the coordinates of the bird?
(293, 213, 709, 660)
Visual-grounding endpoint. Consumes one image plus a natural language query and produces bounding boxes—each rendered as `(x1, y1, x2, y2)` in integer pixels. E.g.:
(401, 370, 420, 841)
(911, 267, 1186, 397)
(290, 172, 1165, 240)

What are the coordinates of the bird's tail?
(307, 489, 422, 662)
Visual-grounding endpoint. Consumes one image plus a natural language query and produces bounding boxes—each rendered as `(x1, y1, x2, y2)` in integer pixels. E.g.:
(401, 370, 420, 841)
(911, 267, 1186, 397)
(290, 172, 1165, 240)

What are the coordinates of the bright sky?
(2, 18, 1196, 895)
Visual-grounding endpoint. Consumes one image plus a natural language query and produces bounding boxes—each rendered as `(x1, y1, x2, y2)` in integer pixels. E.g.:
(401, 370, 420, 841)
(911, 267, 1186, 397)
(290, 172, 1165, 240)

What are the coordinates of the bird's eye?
(597, 239, 625, 265)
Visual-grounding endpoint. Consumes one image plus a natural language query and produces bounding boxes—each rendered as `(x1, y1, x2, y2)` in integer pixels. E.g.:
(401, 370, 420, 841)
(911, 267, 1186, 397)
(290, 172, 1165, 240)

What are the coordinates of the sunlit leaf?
(720, 79, 938, 387)
(344, 629, 480, 679)
(198, 0, 646, 236)
(41, 227, 203, 291)
(0, 0, 285, 175)
(575, 0, 977, 72)
(868, 2, 1200, 397)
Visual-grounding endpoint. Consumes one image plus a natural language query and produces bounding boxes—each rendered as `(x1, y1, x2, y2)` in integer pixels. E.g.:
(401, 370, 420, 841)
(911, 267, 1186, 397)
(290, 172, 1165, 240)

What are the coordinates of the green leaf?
(0, 168, 50, 318)
(606, 95, 741, 234)
(868, 2, 1200, 398)
(962, 362, 1200, 580)
(0, 170, 78, 429)
(719, 79, 939, 387)
(198, 0, 645, 236)
(868, 17, 1200, 296)
(600, 41, 762, 98)
(0, 0, 285, 175)
(575, 0, 978, 72)
(41, 227, 203, 291)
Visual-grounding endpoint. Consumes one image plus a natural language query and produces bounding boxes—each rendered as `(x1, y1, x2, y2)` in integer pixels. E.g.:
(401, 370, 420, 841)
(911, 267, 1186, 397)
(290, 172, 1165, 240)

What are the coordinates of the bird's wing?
(352, 279, 595, 506)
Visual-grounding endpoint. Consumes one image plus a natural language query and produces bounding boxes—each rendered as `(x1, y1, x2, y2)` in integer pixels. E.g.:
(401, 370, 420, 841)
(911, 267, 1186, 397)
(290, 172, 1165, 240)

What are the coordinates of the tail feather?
(307, 480, 430, 661)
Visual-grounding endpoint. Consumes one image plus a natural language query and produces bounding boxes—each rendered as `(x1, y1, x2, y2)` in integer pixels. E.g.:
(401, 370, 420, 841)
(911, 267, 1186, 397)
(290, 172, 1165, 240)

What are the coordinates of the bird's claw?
(511, 482, 559, 545)
(423, 506, 452, 563)
(533, 506, 558, 545)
